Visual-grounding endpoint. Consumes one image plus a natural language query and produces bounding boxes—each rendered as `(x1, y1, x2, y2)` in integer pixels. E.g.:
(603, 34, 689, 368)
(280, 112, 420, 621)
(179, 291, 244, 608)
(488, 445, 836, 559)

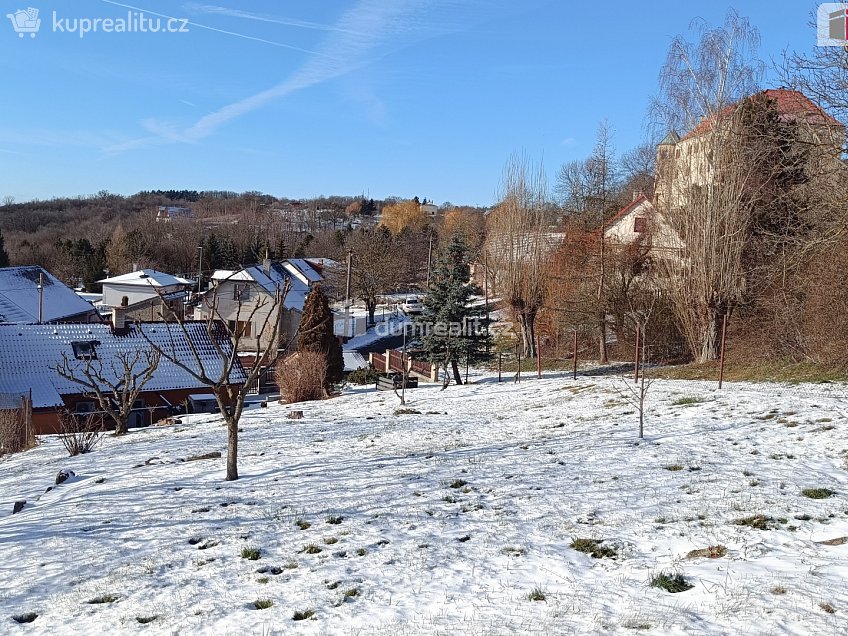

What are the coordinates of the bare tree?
(142, 280, 291, 481)
(54, 349, 161, 436)
(486, 154, 552, 358)
(335, 227, 397, 325)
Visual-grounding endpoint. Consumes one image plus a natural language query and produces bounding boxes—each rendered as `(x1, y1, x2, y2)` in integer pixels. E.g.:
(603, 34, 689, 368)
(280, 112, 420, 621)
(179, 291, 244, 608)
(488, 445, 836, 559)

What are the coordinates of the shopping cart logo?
(6, 7, 41, 38)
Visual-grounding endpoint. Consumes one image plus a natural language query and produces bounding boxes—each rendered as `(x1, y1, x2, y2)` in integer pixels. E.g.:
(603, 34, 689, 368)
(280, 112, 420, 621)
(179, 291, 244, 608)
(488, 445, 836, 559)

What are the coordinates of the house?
(98, 269, 195, 322)
(0, 319, 245, 435)
(156, 206, 192, 222)
(0, 266, 101, 324)
(655, 89, 845, 211)
(603, 194, 683, 261)
(196, 259, 314, 353)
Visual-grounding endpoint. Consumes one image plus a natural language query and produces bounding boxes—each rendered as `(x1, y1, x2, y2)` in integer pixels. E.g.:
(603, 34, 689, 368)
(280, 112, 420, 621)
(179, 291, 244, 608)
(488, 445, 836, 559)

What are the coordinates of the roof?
(283, 259, 323, 285)
(681, 89, 843, 141)
(602, 195, 651, 232)
(0, 266, 99, 324)
(658, 131, 680, 145)
(0, 322, 246, 409)
(98, 269, 194, 287)
(215, 261, 311, 311)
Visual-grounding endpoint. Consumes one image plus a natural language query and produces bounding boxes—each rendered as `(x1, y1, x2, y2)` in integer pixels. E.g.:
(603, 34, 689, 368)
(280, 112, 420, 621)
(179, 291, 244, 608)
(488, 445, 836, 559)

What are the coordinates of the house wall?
(102, 283, 182, 308)
(605, 200, 684, 257)
(196, 280, 302, 353)
(32, 388, 216, 435)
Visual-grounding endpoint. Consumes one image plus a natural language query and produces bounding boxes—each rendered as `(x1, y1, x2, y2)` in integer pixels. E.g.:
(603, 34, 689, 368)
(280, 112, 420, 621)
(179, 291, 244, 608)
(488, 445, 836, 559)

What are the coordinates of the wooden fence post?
(718, 313, 728, 389)
(536, 332, 541, 379)
(634, 323, 641, 382)
(572, 330, 578, 381)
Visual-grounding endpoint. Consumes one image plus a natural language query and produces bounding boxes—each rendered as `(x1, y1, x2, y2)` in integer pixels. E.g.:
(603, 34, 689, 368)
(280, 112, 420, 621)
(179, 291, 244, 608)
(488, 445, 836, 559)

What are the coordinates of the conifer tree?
(298, 284, 345, 384)
(0, 230, 9, 268)
(418, 233, 491, 387)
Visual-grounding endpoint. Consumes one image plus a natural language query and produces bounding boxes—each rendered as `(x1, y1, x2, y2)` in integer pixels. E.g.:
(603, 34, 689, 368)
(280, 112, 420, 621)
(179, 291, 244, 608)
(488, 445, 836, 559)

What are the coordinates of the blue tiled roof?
(0, 322, 246, 408)
(0, 266, 98, 324)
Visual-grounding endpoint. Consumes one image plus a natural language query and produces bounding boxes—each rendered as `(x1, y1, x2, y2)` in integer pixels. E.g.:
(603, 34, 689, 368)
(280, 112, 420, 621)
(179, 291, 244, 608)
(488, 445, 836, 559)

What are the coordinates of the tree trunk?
(451, 359, 463, 385)
(366, 299, 376, 326)
(698, 309, 723, 363)
(598, 315, 608, 363)
(516, 309, 537, 358)
(226, 417, 238, 481)
(113, 415, 128, 436)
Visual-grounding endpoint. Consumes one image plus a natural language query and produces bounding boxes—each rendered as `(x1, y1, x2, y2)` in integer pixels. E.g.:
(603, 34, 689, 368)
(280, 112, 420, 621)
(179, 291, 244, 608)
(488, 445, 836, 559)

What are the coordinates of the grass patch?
(501, 546, 527, 557)
(570, 538, 617, 559)
(527, 587, 546, 602)
(802, 487, 835, 500)
(734, 514, 779, 530)
(257, 577, 270, 584)
(649, 572, 693, 593)
(301, 543, 322, 554)
(394, 408, 421, 415)
(241, 547, 261, 560)
(686, 545, 727, 559)
(254, 599, 273, 610)
(87, 594, 119, 604)
(343, 588, 360, 600)
(671, 396, 703, 406)
(292, 608, 315, 621)
(136, 616, 157, 624)
(820, 601, 836, 614)
(664, 464, 684, 472)
(355, 547, 367, 556)
(449, 479, 468, 489)
(324, 536, 339, 545)
(295, 519, 311, 530)
(326, 515, 344, 525)
(283, 560, 298, 570)
(655, 360, 848, 383)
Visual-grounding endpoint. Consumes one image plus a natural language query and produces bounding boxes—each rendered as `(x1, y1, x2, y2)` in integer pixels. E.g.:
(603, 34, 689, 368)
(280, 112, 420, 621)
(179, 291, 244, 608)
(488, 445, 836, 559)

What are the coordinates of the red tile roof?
(602, 194, 649, 232)
(680, 89, 842, 141)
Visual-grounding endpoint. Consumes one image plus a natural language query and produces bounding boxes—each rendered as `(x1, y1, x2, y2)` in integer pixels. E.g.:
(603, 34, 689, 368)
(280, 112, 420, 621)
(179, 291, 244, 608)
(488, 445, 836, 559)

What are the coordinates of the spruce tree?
(417, 233, 491, 387)
(298, 284, 345, 384)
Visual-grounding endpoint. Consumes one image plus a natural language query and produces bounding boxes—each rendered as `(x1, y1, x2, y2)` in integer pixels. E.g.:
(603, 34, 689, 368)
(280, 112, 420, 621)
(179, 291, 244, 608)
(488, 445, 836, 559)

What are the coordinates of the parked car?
(400, 295, 423, 315)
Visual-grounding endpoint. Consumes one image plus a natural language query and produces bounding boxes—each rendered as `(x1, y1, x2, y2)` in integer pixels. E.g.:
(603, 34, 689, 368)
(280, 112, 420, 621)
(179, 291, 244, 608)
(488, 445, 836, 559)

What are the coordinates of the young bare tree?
(142, 279, 290, 481)
(486, 154, 552, 358)
(54, 349, 161, 436)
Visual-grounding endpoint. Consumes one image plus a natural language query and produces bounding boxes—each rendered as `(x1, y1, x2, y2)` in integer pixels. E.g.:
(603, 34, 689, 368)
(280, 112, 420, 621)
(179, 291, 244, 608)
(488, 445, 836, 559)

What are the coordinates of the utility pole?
(37, 272, 43, 324)
(196, 246, 203, 295)
(345, 248, 353, 339)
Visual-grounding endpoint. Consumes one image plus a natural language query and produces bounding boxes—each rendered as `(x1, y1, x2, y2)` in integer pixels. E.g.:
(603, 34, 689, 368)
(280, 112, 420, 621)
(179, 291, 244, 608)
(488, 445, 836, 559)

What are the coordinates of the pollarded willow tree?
(651, 11, 766, 362)
(485, 154, 552, 358)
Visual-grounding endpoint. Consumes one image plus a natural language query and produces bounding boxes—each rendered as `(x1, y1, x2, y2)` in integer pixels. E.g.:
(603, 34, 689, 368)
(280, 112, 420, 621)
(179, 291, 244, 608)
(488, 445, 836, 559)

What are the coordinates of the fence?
(0, 392, 34, 454)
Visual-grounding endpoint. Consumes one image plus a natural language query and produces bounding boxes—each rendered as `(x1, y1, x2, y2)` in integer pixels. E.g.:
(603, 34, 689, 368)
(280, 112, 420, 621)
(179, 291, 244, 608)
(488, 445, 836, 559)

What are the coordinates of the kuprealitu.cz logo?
(818, 3, 848, 45)
(6, 6, 189, 39)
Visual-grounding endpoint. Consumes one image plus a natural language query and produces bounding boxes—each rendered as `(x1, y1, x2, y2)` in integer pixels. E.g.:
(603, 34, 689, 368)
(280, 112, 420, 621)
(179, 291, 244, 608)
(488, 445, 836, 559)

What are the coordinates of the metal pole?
(484, 251, 490, 356)
(718, 313, 728, 389)
(498, 352, 502, 383)
(516, 343, 521, 383)
(536, 331, 541, 379)
(345, 248, 353, 338)
(401, 325, 407, 405)
(572, 330, 578, 381)
(634, 323, 641, 382)
(465, 354, 469, 384)
(37, 272, 43, 324)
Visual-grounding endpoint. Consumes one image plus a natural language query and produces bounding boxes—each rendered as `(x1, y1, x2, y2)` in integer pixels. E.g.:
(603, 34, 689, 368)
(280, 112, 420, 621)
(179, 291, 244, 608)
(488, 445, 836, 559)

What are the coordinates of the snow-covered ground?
(2, 374, 848, 634)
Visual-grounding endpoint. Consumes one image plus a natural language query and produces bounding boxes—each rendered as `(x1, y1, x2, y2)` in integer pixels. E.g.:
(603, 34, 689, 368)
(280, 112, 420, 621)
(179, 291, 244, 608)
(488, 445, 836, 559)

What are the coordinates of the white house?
(98, 269, 195, 308)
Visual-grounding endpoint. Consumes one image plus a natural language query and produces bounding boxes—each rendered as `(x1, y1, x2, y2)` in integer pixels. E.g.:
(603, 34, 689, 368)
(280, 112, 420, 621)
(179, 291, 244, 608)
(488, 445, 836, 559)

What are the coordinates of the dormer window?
(71, 341, 98, 360)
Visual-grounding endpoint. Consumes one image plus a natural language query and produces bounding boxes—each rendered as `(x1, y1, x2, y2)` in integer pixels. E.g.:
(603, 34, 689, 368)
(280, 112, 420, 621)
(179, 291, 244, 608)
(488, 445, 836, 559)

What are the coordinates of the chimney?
(112, 306, 127, 331)
(263, 249, 271, 275)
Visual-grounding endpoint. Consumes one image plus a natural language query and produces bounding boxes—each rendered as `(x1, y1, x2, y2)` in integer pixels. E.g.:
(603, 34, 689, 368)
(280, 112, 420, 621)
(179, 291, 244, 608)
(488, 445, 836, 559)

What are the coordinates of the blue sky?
(0, 1, 823, 205)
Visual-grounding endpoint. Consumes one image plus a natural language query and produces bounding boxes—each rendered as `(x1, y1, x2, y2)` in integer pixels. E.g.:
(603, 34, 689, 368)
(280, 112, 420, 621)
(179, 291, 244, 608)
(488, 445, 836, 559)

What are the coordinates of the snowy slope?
(1, 374, 847, 634)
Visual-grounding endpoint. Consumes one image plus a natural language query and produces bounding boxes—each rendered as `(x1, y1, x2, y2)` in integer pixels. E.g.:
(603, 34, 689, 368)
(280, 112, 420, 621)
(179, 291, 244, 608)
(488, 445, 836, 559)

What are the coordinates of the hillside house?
(98, 269, 195, 322)
(0, 320, 244, 435)
(0, 266, 100, 324)
(603, 194, 683, 262)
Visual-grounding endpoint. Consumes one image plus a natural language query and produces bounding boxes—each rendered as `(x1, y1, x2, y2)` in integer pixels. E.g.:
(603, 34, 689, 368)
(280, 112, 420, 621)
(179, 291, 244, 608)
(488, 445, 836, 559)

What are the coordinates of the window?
(233, 284, 251, 301)
(71, 340, 98, 360)
(633, 217, 647, 233)
(227, 320, 252, 338)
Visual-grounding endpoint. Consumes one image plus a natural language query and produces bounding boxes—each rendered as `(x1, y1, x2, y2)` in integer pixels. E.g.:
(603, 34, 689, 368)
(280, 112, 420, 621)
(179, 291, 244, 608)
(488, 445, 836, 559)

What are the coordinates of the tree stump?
(287, 411, 304, 420)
